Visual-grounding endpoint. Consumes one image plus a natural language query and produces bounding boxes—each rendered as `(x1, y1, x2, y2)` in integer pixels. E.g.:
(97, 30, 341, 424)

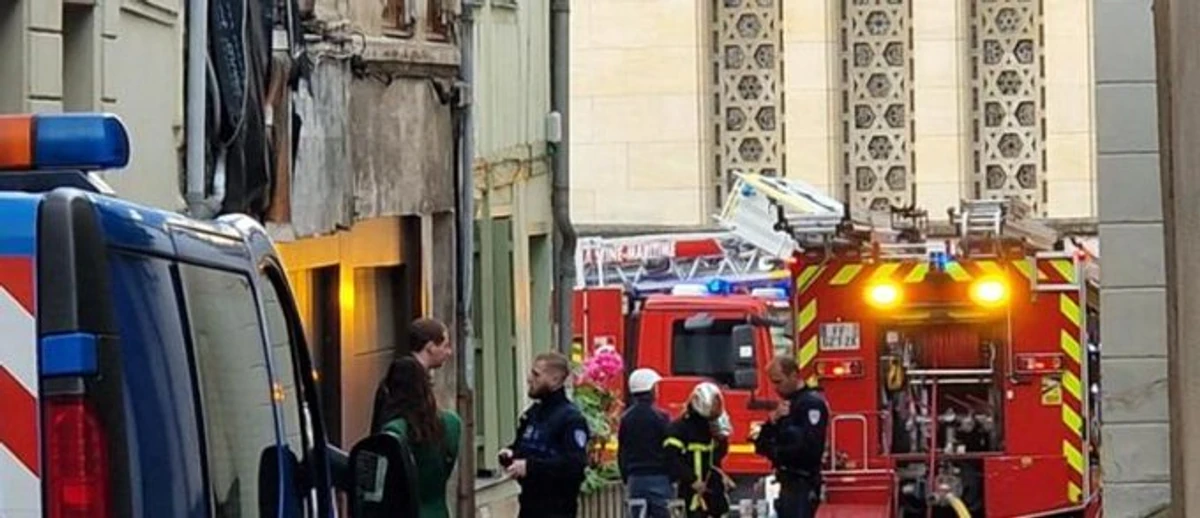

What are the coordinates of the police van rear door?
(0, 113, 135, 517)
(0, 192, 43, 517)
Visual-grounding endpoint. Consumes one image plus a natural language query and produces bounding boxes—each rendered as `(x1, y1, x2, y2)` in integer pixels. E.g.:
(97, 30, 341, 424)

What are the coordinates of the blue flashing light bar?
(0, 113, 130, 171)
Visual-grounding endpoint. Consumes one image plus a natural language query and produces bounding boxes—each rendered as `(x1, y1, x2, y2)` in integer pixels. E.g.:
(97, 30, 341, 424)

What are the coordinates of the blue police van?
(0, 113, 415, 518)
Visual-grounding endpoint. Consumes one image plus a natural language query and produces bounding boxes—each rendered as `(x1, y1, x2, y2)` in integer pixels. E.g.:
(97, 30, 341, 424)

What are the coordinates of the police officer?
(618, 368, 673, 518)
(664, 382, 734, 518)
(752, 355, 829, 518)
(499, 352, 590, 518)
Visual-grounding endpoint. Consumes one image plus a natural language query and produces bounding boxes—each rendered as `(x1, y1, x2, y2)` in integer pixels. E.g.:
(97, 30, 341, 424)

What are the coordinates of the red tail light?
(815, 358, 864, 379)
(1015, 353, 1064, 374)
(44, 396, 110, 518)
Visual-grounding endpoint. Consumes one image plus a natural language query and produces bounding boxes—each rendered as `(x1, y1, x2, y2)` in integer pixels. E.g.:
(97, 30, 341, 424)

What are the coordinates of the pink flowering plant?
(571, 345, 625, 493)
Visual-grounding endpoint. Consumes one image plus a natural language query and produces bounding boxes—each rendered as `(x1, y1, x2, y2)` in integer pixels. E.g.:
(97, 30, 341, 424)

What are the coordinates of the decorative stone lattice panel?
(970, 0, 1045, 212)
(713, 0, 785, 202)
(840, 0, 914, 214)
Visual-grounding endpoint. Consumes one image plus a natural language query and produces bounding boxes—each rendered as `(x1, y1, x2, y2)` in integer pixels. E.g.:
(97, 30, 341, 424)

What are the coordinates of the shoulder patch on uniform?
(574, 429, 588, 448)
(808, 409, 821, 426)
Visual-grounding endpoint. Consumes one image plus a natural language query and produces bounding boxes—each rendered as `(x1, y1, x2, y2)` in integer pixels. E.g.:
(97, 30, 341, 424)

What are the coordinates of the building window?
(427, 0, 451, 41)
(712, 0, 785, 205)
(839, 0, 914, 214)
(970, 0, 1046, 213)
(382, 0, 414, 34)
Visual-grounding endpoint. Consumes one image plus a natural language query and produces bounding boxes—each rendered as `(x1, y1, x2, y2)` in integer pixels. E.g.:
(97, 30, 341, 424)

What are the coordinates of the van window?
(258, 266, 323, 516)
(178, 264, 278, 517)
(671, 318, 743, 388)
(108, 251, 207, 514)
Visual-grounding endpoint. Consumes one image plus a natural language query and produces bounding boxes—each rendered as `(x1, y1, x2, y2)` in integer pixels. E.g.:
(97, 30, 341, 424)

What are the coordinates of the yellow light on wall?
(970, 277, 1008, 307)
(866, 283, 902, 308)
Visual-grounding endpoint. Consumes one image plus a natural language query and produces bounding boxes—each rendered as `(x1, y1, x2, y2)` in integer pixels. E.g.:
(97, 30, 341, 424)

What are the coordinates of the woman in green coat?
(377, 356, 462, 518)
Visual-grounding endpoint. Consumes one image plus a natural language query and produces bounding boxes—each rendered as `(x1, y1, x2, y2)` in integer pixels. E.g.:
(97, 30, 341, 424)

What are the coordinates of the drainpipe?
(454, 1, 477, 516)
(550, 0, 576, 354)
(185, 0, 208, 216)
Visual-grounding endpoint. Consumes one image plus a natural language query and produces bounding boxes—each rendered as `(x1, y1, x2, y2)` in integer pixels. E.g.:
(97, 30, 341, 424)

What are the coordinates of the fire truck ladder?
(574, 233, 771, 289)
(950, 198, 1059, 255)
(716, 173, 920, 259)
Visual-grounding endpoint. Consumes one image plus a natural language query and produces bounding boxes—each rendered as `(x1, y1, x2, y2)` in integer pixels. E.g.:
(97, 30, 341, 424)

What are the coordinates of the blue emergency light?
(930, 250, 950, 272)
(0, 113, 130, 171)
(706, 278, 731, 295)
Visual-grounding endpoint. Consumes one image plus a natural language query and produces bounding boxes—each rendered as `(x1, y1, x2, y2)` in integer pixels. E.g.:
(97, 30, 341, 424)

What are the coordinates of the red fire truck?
(571, 232, 799, 500)
(721, 173, 1102, 517)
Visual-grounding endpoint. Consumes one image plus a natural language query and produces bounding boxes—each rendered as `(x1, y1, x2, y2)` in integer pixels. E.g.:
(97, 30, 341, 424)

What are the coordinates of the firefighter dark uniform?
(508, 387, 590, 518)
(753, 386, 830, 518)
(664, 410, 731, 517)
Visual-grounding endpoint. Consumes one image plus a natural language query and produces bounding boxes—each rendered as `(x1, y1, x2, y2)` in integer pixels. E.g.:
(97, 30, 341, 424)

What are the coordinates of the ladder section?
(716, 173, 919, 259)
(951, 198, 1059, 253)
(715, 173, 863, 258)
(574, 233, 768, 288)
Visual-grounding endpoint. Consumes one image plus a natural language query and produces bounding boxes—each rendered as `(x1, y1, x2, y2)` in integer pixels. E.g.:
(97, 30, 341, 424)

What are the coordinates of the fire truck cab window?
(671, 318, 753, 388)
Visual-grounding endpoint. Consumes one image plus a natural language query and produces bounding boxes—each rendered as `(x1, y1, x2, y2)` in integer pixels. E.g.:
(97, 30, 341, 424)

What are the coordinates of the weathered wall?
(1095, 0, 1172, 516)
(285, 60, 455, 239)
(290, 60, 354, 238)
(349, 73, 456, 218)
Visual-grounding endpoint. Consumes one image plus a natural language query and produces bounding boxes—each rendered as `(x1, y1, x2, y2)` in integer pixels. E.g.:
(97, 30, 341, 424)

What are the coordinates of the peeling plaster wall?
(291, 60, 354, 238)
(287, 61, 455, 239)
(349, 74, 455, 218)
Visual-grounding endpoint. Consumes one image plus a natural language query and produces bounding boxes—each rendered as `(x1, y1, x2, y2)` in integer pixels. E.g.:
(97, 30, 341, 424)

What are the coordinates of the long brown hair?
(379, 355, 444, 445)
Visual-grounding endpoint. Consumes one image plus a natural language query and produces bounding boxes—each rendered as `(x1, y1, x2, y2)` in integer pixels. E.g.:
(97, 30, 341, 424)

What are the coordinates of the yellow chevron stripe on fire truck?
(1061, 330, 1082, 364)
(798, 300, 817, 331)
(976, 260, 1002, 275)
(1069, 482, 1083, 503)
(799, 336, 818, 369)
(944, 261, 972, 282)
(1062, 404, 1084, 437)
(1063, 441, 1084, 475)
(830, 264, 863, 285)
(1051, 259, 1076, 283)
(1061, 294, 1082, 327)
(796, 266, 823, 293)
(903, 263, 929, 283)
(869, 263, 902, 282)
(1063, 371, 1083, 401)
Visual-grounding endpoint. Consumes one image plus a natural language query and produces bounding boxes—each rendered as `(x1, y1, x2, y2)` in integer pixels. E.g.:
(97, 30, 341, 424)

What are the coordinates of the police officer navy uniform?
(499, 352, 590, 518)
(753, 355, 830, 518)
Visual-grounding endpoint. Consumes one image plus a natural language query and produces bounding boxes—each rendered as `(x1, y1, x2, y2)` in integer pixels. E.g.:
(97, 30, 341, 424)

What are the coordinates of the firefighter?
(752, 355, 829, 518)
(618, 368, 673, 518)
(499, 352, 590, 518)
(664, 382, 735, 517)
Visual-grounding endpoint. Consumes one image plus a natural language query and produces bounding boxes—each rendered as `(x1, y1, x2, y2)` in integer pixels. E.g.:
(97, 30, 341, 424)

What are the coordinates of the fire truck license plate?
(819, 322, 861, 350)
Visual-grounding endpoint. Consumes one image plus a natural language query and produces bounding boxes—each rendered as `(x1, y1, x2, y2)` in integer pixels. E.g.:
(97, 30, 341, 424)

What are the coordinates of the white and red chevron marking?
(0, 256, 41, 516)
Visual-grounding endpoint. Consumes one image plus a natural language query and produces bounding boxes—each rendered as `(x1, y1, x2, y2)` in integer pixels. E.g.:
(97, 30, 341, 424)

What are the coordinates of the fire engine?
(572, 231, 803, 501)
(720, 173, 1102, 517)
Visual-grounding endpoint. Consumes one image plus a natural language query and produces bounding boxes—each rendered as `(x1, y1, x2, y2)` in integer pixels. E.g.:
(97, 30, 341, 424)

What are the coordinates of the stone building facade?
(570, 0, 1096, 228)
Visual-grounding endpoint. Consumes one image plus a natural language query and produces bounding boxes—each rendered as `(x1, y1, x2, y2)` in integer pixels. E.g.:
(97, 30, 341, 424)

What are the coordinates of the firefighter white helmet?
(628, 368, 662, 394)
(688, 382, 725, 419)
